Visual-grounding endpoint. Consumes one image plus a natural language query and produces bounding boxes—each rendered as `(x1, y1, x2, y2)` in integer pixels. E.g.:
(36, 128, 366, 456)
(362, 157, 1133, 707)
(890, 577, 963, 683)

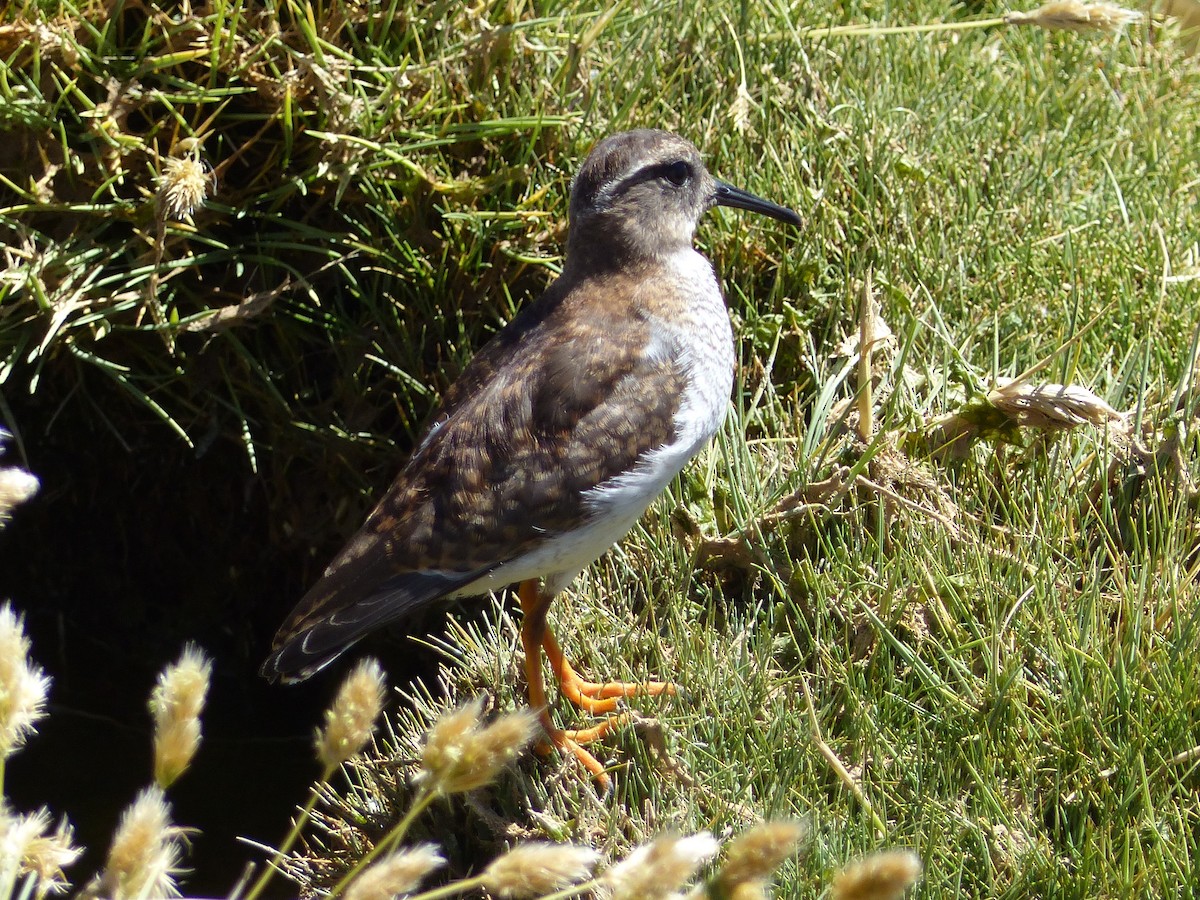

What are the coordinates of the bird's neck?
(563, 229, 693, 279)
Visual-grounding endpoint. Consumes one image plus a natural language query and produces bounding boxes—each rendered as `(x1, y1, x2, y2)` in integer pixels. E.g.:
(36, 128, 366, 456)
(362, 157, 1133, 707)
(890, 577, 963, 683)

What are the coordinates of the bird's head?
(566, 129, 800, 268)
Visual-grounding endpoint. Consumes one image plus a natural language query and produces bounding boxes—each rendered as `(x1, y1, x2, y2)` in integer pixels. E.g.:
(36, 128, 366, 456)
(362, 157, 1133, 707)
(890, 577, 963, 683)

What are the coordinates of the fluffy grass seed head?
(0, 430, 37, 522)
(1004, 0, 1142, 33)
(830, 850, 922, 900)
(602, 832, 721, 900)
(416, 698, 537, 795)
(688, 884, 767, 900)
(156, 154, 209, 221)
(315, 657, 386, 770)
(480, 842, 601, 898)
(0, 467, 38, 521)
(344, 843, 445, 900)
(93, 786, 183, 900)
(149, 644, 212, 789)
(0, 602, 51, 760)
(0, 806, 82, 898)
(710, 820, 809, 896)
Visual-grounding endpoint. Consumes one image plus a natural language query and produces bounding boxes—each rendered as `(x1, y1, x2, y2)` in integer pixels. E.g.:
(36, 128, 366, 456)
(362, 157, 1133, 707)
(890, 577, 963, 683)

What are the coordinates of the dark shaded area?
(0, 366, 458, 896)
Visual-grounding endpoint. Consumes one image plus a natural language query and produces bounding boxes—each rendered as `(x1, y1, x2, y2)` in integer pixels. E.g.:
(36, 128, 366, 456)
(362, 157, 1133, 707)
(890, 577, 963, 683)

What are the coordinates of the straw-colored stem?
(406, 873, 487, 900)
(536, 882, 601, 900)
(857, 272, 875, 442)
(328, 785, 436, 898)
(241, 763, 335, 900)
(801, 678, 888, 839)
(767, 17, 1006, 40)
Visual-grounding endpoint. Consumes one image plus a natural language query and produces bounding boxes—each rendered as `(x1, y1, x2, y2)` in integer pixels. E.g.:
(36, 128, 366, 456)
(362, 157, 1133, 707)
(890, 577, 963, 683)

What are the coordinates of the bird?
(262, 129, 800, 788)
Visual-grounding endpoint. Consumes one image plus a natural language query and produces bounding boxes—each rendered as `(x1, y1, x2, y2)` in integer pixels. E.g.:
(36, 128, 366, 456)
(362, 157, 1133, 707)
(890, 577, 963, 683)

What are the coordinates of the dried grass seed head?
(830, 849, 922, 900)
(481, 842, 601, 898)
(0, 602, 51, 759)
(96, 786, 183, 900)
(603, 832, 721, 900)
(344, 843, 445, 900)
(0, 467, 38, 520)
(1004, 0, 1142, 33)
(712, 820, 809, 894)
(157, 154, 209, 220)
(150, 644, 212, 789)
(316, 657, 386, 770)
(987, 378, 1124, 431)
(416, 698, 537, 794)
(2, 807, 82, 898)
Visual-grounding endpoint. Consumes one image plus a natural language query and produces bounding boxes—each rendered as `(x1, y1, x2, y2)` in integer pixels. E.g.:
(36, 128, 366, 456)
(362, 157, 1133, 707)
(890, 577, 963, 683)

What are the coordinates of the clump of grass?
(0, 597, 196, 900)
(0, 604, 77, 900)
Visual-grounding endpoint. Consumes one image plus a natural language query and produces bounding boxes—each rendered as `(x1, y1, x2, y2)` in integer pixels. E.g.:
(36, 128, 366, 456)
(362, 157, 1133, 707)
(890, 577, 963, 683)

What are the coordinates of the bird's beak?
(713, 179, 802, 226)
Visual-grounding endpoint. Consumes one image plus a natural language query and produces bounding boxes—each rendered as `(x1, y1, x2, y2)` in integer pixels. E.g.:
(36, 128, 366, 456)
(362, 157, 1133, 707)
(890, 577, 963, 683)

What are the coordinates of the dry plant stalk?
(857, 272, 878, 441)
(1004, 0, 1142, 33)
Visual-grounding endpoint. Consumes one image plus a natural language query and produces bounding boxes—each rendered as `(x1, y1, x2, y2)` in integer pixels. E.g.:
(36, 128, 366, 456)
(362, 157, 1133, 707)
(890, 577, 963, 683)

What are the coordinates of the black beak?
(713, 179, 802, 226)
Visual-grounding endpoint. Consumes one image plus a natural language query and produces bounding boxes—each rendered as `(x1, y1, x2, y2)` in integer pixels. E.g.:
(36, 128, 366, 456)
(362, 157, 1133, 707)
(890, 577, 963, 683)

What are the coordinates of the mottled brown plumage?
(265, 269, 686, 671)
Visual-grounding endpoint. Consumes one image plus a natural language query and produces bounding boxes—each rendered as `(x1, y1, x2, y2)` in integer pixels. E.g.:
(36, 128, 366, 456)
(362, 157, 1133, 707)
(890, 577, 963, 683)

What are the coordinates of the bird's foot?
(534, 711, 629, 794)
(544, 631, 676, 715)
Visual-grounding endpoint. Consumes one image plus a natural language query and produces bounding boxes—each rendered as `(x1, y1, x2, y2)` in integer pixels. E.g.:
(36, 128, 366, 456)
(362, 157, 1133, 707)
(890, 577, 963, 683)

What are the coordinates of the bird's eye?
(660, 160, 692, 187)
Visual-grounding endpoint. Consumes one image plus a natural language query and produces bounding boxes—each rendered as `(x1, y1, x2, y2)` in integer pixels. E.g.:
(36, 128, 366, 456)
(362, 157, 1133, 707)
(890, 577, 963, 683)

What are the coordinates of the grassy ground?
(3, 0, 1200, 897)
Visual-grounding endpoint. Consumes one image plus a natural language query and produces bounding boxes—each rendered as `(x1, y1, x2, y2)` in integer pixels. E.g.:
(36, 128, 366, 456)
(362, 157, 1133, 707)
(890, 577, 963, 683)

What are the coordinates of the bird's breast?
(653, 248, 736, 446)
(585, 250, 734, 523)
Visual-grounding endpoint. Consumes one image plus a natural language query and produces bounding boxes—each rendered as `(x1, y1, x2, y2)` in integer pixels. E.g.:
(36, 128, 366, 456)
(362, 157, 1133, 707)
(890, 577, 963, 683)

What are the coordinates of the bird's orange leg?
(518, 579, 626, 790)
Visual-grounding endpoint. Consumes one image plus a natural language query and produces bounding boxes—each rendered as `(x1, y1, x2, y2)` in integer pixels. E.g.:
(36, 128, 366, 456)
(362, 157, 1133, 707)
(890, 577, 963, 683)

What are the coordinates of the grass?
(3, 0, 1200, 897)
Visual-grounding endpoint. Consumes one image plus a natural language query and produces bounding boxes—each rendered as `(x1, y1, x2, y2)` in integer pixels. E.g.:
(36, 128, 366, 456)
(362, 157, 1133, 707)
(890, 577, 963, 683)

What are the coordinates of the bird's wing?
(260, 566, 490, 681)
(264, 279, 690, 681)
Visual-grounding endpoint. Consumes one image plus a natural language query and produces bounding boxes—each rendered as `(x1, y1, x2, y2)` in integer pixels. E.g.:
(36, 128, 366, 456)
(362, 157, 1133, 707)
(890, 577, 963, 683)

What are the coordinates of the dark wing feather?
(261, 568, 489, 682)
(264, 271, 688, 682)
